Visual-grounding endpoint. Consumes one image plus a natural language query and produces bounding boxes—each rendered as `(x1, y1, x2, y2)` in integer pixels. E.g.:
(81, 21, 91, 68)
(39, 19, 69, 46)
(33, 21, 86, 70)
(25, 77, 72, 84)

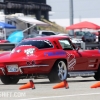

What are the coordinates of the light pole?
(69, 0, 74, 35)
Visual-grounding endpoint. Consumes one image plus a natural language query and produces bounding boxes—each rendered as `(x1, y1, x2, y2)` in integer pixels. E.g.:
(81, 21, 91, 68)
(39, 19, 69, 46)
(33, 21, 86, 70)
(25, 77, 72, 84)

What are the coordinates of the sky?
(47, 0, 100, 19)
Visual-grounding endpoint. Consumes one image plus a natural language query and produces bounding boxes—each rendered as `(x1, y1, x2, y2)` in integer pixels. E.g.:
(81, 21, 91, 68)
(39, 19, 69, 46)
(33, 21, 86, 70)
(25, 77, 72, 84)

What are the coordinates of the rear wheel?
(94, 66, 100, 81)
(0, 75, 19, 84)
(48, 60, 67, 83)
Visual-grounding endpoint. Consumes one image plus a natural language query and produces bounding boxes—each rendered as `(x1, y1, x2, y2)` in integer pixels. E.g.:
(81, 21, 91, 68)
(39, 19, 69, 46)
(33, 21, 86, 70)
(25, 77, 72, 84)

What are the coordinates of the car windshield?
(17, 40, 53, 49)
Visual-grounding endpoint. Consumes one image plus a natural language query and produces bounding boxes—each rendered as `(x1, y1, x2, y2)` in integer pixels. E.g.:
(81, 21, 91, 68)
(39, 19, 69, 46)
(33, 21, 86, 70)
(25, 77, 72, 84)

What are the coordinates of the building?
(0, 0, 53, 40)
(1, 0, 100, 28)
(0, 0, 51, 20)
(47, 0, 100, 27)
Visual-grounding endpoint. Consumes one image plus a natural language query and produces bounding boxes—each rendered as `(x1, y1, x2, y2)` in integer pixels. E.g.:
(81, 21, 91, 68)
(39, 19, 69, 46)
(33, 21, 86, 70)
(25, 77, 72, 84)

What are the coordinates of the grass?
(39, 19, 68, 33)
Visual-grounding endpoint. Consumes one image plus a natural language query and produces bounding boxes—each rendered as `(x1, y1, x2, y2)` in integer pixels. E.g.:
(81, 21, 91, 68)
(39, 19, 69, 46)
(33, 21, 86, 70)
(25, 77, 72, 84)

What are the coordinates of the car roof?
(24, 35, 70, 41)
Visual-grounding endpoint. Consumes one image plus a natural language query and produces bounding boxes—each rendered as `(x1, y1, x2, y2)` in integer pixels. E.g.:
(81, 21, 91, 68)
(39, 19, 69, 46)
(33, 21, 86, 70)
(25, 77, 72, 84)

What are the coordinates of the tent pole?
(22, 24, 36, 33)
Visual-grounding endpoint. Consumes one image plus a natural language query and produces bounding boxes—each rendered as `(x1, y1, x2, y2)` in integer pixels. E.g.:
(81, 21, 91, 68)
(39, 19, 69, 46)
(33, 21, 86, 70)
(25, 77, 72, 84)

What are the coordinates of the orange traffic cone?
(90, 81, 100, 88)
(53, 80, 69, 89)
(19, 80, 35, 90)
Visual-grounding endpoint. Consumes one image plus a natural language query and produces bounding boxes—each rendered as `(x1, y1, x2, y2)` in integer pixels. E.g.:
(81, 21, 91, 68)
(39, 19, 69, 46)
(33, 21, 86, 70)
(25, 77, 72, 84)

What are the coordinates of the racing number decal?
(24, 48, 35, 56)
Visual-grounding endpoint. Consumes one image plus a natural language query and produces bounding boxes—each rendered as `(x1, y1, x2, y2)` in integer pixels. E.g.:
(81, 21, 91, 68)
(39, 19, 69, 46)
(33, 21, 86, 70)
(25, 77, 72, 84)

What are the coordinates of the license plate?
(6, 65, 19, 72)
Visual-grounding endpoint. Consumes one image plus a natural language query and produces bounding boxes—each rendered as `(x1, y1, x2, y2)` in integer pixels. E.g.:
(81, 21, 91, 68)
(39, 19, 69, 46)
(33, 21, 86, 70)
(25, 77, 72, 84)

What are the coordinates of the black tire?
(48, 60, 67, 83)
(0, 75, 19, 84)
(94, 66, 100, 81)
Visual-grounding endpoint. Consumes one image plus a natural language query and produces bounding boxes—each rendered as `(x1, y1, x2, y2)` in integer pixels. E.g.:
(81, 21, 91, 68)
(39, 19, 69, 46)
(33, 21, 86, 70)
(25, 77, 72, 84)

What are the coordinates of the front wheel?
(48, 60, 67, 83)
(0, 75, 19, 84)
(94, 66, 100, 81)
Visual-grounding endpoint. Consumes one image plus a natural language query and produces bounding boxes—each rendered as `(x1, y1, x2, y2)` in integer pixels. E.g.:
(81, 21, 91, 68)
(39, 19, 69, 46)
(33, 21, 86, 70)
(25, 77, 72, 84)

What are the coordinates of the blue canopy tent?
(0, 22, 16, 29)
(0, 22, 16, 40)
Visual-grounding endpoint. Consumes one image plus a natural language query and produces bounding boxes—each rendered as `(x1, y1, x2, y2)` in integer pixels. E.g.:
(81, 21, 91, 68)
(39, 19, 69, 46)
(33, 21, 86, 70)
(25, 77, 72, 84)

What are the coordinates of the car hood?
(0, 46, 37, 63)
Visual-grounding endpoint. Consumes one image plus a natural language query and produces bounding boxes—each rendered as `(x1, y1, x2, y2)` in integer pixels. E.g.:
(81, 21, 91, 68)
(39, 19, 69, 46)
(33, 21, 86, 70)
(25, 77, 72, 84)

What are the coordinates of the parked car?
(56, 33, 71, 39)
(0, 36, 100, 84)
(82, 32, 96, 42)
(57, 33, 83, 43)
(68, 31, 85, 39)
(24, 30, 56, 39)
(24, 33, 46, 39)
(33, 30, 56, 36)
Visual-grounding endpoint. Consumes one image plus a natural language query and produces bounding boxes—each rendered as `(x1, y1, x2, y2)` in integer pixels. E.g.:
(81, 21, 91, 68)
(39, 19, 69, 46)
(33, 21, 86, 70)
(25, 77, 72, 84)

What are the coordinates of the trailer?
(0, 13, 49, 51)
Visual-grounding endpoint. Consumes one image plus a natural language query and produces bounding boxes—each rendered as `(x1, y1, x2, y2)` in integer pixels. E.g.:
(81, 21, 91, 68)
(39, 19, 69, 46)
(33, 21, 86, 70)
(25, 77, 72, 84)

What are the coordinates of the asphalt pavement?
(0, 77, 100, 100)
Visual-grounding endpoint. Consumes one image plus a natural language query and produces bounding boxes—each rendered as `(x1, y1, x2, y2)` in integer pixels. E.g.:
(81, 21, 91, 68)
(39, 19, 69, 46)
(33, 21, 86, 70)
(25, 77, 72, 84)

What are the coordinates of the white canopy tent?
(0, 14, 49, 40)
(16, 16, 49, 26)
(15, 16, 49, 33)
(7, 16, 50, 43)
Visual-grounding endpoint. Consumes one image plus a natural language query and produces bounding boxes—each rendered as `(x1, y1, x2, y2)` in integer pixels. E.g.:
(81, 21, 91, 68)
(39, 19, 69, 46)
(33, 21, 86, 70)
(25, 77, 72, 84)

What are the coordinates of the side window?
(59, 39, 73, 50)
(42, 32, 55, 36)
(48, 32, 55, 35)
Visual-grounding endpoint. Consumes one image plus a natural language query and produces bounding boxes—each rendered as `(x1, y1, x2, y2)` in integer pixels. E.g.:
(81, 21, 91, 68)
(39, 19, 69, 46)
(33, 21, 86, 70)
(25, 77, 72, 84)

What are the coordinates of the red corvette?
(0, 36, 100, 84)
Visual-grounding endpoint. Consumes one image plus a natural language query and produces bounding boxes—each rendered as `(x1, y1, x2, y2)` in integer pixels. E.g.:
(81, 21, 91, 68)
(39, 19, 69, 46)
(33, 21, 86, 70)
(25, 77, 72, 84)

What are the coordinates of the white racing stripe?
(18, 92, 100, 100)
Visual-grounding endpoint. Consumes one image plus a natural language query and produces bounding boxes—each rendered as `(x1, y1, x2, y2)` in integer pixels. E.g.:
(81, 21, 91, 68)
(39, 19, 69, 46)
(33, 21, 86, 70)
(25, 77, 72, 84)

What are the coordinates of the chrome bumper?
(0, 64, 49, 75)
(19, 64, 49, 74)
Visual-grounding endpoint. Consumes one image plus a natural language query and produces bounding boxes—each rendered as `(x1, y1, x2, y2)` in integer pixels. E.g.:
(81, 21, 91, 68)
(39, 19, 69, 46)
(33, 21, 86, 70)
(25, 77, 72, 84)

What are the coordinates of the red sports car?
(0, 36, 100, 84)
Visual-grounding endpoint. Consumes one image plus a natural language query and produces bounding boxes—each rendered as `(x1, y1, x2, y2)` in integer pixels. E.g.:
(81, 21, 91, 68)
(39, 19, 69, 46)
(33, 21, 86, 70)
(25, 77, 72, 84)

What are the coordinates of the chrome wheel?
(58, 61, 67, 81)
(48, 60, 67, 83)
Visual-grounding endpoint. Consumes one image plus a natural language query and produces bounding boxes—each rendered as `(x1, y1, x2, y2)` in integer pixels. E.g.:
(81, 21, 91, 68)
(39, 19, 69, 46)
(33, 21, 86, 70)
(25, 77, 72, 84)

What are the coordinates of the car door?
(78, 49, 99, 70)
(58, 39, 88, 71)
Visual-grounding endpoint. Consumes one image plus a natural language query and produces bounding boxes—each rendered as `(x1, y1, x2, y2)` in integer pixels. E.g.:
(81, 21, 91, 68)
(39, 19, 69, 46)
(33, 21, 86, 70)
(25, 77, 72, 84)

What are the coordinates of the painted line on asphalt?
(18, 92, 100, 100)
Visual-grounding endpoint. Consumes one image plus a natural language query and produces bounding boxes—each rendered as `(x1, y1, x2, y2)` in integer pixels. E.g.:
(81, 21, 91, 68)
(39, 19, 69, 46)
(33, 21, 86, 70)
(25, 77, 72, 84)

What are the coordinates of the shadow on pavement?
(0, 79, 96, 85)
